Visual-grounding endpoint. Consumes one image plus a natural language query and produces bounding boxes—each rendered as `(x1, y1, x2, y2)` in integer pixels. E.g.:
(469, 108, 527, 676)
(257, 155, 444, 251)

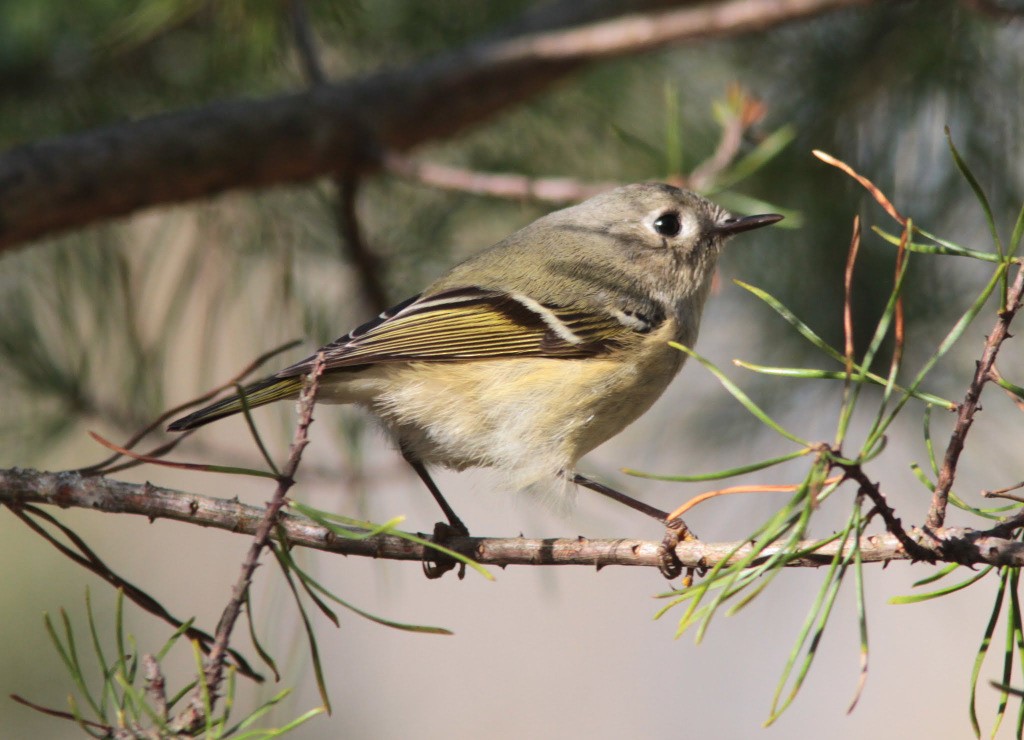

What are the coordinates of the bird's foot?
(659, 517, 699, 583)
(422, 520, 470, 580)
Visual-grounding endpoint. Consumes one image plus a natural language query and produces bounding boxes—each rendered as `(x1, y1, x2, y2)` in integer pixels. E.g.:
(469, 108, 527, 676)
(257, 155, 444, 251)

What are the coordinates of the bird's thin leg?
(402, 452, 469, 535)
(401, 448, 468, 579)
(571, 472, 692, 580)
(571, 472, 671, 522)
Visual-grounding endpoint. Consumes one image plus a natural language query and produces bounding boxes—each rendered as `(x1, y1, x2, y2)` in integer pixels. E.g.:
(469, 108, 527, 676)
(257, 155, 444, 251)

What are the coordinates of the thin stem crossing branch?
(170, 355, 325, 734)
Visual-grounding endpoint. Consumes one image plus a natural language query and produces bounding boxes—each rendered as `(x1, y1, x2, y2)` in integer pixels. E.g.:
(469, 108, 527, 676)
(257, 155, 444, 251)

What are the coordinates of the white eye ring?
(647, 208, 698, 242)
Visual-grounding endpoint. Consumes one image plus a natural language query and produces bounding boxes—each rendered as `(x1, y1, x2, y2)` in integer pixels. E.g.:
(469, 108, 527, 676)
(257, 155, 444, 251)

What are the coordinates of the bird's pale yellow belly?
(342, 321, 687, 489)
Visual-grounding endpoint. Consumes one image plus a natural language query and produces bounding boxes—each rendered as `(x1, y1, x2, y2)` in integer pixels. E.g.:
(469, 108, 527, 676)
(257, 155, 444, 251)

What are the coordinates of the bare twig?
(385, 83, 760, 203)
(385, 100, 749, 203)
(285, 0, 327, 84)
(686, 116, 744, 190)
(837, 463, 935, 562)
(927, 264, 1024, 529)
(172, 354, 325, 733)
(982, 481, 1024, 504)
(333, 175, 389, 312)
(383, 153, 619, 204)
(5, 466, 1024, 568)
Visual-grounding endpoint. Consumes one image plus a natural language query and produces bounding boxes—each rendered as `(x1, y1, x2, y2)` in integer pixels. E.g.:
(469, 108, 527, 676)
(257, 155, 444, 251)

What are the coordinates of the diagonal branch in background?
(0, 0, 873, 251)
(5, 466, 1024, 569)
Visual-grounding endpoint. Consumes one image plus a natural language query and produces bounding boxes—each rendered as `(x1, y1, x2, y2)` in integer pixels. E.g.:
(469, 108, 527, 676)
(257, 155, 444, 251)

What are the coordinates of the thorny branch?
(835, 461, 935, 562)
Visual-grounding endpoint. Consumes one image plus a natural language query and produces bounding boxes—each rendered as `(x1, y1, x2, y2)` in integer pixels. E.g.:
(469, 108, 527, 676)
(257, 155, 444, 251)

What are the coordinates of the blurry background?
(1, 0, 1023, 737)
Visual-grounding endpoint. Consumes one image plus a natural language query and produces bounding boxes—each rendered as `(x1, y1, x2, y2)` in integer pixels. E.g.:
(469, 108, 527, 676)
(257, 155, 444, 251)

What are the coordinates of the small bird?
(169, 183, 780, 565)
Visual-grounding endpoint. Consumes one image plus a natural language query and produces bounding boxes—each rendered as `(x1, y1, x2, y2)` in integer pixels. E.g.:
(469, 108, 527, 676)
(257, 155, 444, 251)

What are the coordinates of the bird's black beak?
(713, 213, 784, 236)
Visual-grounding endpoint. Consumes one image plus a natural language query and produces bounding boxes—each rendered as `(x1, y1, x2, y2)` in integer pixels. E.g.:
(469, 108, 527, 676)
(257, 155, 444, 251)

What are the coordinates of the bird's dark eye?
(653, 212, 681, 237)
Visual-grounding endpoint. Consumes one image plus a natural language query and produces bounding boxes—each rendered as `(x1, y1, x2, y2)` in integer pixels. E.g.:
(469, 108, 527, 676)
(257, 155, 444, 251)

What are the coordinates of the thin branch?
(172, 354, 325, 734)
(837, 463, 935, 562)
(332, 175, 389, 312)
(383, 153, 619, 204)
(285, 0, 327, 85)
(0, 0, 874, 251)
(959, 0, 1024, 19)
(5, 466, 1024, 568)
(983, 481, 1024, 504)
(927, 264, 1024, 528)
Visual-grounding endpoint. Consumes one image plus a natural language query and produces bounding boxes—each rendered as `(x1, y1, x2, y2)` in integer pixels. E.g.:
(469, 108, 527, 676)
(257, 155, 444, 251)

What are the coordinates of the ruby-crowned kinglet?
(169, 183, 781, 544)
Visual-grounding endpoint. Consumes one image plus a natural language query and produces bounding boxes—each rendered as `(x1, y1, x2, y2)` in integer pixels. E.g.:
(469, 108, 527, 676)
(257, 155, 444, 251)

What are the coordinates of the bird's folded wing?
(276, 286, 642, 377)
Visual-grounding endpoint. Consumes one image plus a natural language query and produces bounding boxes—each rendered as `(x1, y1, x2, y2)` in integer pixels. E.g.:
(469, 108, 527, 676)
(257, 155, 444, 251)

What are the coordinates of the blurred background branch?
(1, 0, 873, 252)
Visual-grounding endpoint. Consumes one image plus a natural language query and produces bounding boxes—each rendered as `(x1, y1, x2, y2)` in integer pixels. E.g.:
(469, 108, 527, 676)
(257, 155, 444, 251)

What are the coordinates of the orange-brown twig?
(813, 150, 906, 225)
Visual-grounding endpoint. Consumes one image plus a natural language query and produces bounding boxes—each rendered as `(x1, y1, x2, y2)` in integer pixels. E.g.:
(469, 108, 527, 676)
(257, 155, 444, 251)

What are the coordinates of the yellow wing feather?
(277, 288, 640, 378)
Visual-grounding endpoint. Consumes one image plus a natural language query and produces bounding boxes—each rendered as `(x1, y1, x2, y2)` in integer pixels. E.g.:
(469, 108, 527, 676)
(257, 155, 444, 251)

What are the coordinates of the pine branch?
(4, 466, 1024, 569)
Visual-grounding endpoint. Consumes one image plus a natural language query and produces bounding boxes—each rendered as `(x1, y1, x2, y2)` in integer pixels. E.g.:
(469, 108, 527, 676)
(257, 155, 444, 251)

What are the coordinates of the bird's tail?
(167, 376, 305, 431)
